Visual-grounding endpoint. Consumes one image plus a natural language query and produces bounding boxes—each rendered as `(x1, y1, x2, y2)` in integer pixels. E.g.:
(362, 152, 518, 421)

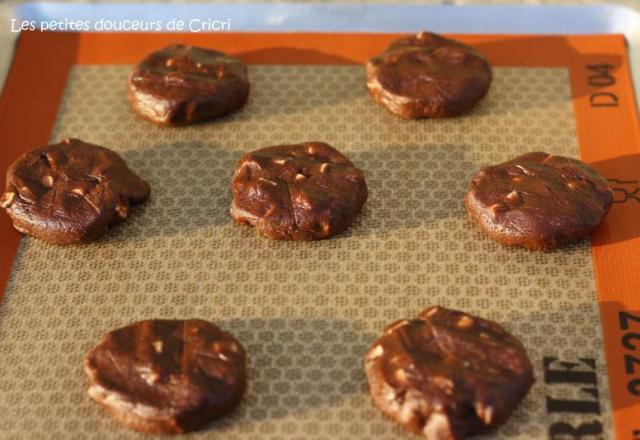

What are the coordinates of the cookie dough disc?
(85, 319, 247, 434)
(465, 152, 613, 250)
(128, 44, 250, 125)
(366, 31, 492, 119)
(364, 306, 534, 440)
(230, 141, 368, 240)
(0, 138, 150, 244)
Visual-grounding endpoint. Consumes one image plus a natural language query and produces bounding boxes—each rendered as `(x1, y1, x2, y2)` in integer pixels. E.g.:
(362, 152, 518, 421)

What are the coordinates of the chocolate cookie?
(128, 45, 250, 125)
(364, 306, 534, 440)
(230, 142, 368, 240)
(1, 138, 150, 244)
(366, 31, 492, 119)
(465, 152, 613, 251)
(85, 319, 247, 435)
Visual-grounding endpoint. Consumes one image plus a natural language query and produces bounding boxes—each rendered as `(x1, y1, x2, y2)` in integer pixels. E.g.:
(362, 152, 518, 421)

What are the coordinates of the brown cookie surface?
(85, 319, 247, 435)
(364, 306, 534, 440)
(366, 31, 492, 119)
(128, 44, 249, 125)
(465, 152, 613, 250)
(230, 142, 368, 240)
(1, 138, 150, 244)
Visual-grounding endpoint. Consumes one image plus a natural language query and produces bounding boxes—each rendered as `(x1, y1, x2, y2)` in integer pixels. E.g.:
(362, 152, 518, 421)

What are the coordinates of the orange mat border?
(0, 31, 639, 438)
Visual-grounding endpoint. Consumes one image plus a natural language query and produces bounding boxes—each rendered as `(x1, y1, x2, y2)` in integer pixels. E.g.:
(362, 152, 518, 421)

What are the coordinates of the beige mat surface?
(0, 65, 612, 438)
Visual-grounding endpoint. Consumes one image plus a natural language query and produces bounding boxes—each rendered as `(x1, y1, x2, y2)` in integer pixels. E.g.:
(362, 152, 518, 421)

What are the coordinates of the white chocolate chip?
(368, 344, 384, 359)
(394, 368, 409, 383)
(41, 175, 53, 187)
(165, 58, 175, 67)
(272, 158, 288, 165)
(423, 307, 440, 318)
(138, 367, 161, 385)
(484, 406, 495, 424)
(432, 376, 454, 394)
(505, 190, 521, 203)
(152, 341, 163, 353)
(423, 412, 452, 440)
(0, 192, 15, 208)
(515, 165, 533, 176)
(258, 177, 278, 186)
(72, 187, 85, 196)
(475, 402, 495, 425)
(320, 163, 330, 173)
(295, 174, 306, 182)
(456, 315, 474, 329)
(115, 201, 128, 220)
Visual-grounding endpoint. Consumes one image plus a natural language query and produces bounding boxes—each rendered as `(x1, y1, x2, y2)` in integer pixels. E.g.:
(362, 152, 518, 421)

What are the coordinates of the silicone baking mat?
(0, 32, 638, 439)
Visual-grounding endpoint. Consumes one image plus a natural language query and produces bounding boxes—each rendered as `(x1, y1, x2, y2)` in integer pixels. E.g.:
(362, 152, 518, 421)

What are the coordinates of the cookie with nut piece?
(364, 306, 534, 440)
(465, 152, 613, 250)
(128, 44, 250, 125)
(230, 141, 368, 240)
(366, 31, 492, 119)
(84, 319, 247, 435)
(1, 138, 150, 244)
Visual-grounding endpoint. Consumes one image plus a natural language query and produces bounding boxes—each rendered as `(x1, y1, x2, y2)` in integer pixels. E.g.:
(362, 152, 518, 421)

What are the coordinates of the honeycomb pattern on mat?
(0, 65, 612, 438)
